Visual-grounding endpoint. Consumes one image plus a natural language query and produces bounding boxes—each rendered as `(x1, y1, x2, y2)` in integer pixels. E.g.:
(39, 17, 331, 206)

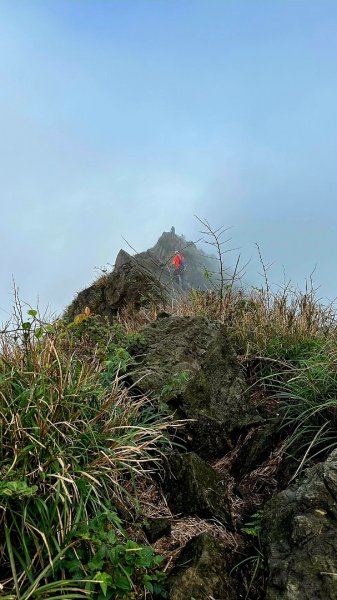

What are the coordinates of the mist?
(1, 0, 337, 321)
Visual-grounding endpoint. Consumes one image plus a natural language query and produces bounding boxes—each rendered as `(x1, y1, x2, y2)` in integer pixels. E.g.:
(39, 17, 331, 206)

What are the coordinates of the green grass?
(0, 312, 172, 599)
(265, 343, 337, 474)
(176, 283, 337, 474)
(3, 278, 337, 599)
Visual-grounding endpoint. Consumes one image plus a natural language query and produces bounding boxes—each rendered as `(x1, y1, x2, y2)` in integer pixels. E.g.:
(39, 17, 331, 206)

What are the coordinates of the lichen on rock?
(163, 451, 232, 528)
(262, 449, 337, 600)
(168, 533, 235, 600)
(129, 314, 261, 459)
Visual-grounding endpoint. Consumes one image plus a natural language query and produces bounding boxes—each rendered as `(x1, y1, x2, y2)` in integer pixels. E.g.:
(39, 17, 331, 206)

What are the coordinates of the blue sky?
(1, 0, 337, 320)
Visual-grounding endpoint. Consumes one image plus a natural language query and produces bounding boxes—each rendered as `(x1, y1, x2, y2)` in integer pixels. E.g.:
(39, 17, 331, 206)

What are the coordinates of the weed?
(232, 512, 266, 600)
(159, 371, 190, 405)
(60, 511, 167, 599)
(0, 309, 173, 597)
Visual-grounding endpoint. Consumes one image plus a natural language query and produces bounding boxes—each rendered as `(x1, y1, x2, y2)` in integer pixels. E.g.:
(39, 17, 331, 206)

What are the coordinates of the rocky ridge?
(64, 230, 336, 600)
(65, 229, 217, 320)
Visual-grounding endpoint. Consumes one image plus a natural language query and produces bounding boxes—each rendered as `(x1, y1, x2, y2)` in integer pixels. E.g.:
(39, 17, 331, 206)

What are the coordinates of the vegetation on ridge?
(2, 237, 337, 599)
(0, 309, 173, 599)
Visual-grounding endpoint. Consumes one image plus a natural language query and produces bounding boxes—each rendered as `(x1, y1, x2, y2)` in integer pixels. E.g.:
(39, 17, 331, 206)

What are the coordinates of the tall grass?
(174, 282, 337, 474)
(175, 284, 337, 360)
(0, 314, 173, 598)
(266, 344, 337, 476)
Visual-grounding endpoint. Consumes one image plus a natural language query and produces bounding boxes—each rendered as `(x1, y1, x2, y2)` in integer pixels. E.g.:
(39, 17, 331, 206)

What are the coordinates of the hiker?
(172, 251, 185, 285)
(170, 225, 176, 234)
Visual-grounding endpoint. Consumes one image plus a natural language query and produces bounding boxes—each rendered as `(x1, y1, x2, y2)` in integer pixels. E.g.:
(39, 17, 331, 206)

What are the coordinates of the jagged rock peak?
(65, 228, 217, 319)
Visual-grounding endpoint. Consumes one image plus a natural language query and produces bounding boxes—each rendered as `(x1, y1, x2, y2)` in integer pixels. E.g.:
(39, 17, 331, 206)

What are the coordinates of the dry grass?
(116, 303, 161, 334)
(0, 315, 178, 596)
(128, 478, 243, 573)
(155, 517, 242, 572)
(172, 285, 337, 358)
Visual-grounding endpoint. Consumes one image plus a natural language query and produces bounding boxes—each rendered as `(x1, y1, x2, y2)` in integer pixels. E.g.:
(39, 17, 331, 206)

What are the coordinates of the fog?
(1, 0, 337, 321)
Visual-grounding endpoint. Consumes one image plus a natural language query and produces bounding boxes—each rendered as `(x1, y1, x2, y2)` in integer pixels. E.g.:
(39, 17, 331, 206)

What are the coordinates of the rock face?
(168, 533, 235, 600)
(262, 449, 337, 600)
(65, 229, 219, 319)
(65, 255, 165, 321)
(150, 230, 219, 290)
(129, 315, 260, 459)
(114, 231, 219, 292)
(163, 452, 232, 527)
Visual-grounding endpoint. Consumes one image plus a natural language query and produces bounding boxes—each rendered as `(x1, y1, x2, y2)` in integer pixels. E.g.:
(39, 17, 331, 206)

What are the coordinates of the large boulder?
(163, 452, 232, 527)
(168, 533, 235, 600)
(129, 315, 261, 459)
(65, 253, 165, 321)
(262, 449, 337, 600)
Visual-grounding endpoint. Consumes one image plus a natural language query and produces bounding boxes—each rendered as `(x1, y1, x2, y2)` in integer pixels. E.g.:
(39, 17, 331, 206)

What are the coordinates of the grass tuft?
(0, 313, 173, 598)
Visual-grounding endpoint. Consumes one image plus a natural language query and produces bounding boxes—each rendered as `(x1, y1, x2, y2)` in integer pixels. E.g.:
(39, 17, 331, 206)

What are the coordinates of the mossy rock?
(168, 533, 235, 600)
(163, 452, 232, 528)
(129, 315, 261, 460)
(65, 255, 166, 322)
(143, 517, 171, 543)
(262, 449, 337, 599)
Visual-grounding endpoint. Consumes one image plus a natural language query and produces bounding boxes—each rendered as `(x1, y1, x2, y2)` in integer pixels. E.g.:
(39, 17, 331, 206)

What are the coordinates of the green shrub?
(60, 511, 167, 599)
(0, 314, 171, 598)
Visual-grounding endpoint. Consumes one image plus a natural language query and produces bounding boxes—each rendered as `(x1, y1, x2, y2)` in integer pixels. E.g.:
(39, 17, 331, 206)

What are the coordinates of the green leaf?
(136, 547, 154, 568)
(93, 572, 113, 597)
(22, 321, 31, 331)
(144, 580, 153, 593)
(87, 555, 104, 571)
(115, 575, 131, 591)
(34, 327, 44, 339)
(28, 309, 37, 317)
(62, 558, 83, 575)
(0, 480, 38, 498)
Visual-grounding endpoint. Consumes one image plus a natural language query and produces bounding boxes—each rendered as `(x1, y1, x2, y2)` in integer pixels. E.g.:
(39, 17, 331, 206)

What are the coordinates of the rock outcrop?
(168, 533, 235, 600)
(129, 314, 261, 459)
(65, 229, 222, 320)
(163, 452, 232, 527)
(262, 449, 337, 600)
(65, 254, 165, 321)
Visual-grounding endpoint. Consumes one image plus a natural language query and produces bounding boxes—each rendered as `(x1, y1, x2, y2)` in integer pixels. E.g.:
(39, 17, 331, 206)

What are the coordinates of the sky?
(1, 0, 337, 322)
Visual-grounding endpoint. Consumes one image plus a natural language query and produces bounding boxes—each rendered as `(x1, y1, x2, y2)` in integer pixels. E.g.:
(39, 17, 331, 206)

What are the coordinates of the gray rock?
(129, 315, 260, 459)
(163, 452, 232, 528)
(168, 533, 235, 600)
(262, 449, 337, 599)
(65, 253, 165, 321)
(232, 422, 279, 477)
(143, 517, 171, 543)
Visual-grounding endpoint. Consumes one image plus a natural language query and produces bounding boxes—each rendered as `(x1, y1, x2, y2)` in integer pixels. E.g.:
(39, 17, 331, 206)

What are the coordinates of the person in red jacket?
(172, 251, 185, 285)
(172, 251, 184, 270)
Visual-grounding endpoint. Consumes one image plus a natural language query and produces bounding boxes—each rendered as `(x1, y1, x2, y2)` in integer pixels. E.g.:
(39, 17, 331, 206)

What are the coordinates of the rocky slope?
(65, 229, 218, 319)
(63, 231, 337, 600)
(129, 312, 337, 600)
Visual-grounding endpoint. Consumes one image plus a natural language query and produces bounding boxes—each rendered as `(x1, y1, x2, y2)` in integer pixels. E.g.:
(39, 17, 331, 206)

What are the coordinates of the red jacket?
(173, 254, 184, 269)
